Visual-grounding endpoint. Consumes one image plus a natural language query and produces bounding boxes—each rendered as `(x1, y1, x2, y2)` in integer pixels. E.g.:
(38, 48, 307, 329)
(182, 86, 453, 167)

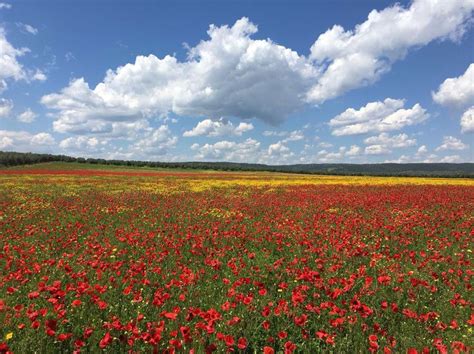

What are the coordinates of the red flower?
(237, 337, 247, 349)
(28, 291, 40, 299)
(0, 343, 10, 352)
(57, 333, 72, 341)
(99, 332, 112, 349)
(163, 312, 178, 320)
(284, 341, 297, 353)
(224, 335, 234, 346)
(294, 314, 307, 326)
(377, 275, 391, 285)
(263, 347, 275, 354)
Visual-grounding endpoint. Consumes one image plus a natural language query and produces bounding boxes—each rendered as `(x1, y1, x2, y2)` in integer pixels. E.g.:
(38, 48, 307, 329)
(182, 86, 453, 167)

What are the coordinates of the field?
(0, 164, 473, 353)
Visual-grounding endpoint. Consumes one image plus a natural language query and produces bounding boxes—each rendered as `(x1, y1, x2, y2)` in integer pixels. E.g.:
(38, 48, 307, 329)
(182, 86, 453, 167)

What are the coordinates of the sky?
(0, 0, 473, 164)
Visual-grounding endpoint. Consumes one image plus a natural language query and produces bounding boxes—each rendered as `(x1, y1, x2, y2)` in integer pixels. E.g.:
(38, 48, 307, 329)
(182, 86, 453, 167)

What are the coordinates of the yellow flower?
(5, 332, 13, 340)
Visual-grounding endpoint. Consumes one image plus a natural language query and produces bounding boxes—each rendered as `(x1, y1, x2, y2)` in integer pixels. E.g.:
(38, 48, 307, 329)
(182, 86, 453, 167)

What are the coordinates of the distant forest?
(1, 150, 473, 177)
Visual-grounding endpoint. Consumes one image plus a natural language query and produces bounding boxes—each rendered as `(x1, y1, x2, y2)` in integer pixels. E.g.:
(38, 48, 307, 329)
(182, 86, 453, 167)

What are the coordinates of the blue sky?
(0, 0, 473, 164)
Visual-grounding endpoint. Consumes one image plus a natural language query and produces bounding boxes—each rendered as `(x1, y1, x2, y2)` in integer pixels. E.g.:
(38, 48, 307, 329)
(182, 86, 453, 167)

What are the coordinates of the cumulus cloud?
(439, 155, 462, 163)
(0, 130, 55, 152)
(263, 130, 304, 142)
(432, 64, 474, 134)
(41, 1, 474, 130)
(308, 0, 474, 103)
(302, 144, 363, 163)
(32, 70, 47, 81)
(435, 135, 469, 151)
(42, 18, 316, 133)
(0, 98, 13, 117)
(318, 141, 333, 148)
(268, 141, 290, 155)
(131, 125, 178, 157)
(17, 108, 37, 123)
(0, 29, 28, 90)
(346, 145, 362, 157)
(365, 145, 391, 155)
(281, 130, 304, 142)
(432, 63, 474, 109)
(416, 145, 428, 156)
(183, 118, 253, 137)
(329, 98, 428, 136)
(385, 153, 445, 163)
(59, 136, 103, 151)
(460, 106, 474, 133)
(263, 130, 287, 137)
(0, 27, 46, 92)
(192, 138, 261, 162)
(0, 3, 11, 10)
(363, 132, 417, 148)
(317, 146, 348, 162)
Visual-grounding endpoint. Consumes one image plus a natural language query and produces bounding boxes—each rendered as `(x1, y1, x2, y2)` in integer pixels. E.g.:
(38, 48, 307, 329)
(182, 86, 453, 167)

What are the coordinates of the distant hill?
(1, 150, 473, 177)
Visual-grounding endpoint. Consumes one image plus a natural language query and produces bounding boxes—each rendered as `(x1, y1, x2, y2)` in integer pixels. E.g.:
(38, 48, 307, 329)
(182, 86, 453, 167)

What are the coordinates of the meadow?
(0, 163, 473, 353)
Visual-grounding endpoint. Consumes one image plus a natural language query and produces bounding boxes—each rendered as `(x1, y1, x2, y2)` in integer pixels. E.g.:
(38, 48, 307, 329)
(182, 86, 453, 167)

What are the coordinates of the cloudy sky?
(0, 0, 473, 164)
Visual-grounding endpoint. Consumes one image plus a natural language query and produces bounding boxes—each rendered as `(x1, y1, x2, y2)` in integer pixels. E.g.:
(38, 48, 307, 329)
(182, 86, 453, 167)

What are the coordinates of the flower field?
(0, 165, 473, 353)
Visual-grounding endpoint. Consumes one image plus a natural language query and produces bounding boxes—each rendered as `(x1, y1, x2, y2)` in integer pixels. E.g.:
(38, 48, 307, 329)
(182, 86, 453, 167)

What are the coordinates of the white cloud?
(435, 136, 469, 151)
(32, 69, 47, 81)
(0, 27, 45, 92)
(268, 141, 290, 155)
(0, 29, 28, 90)
(329, 98, 428, 136)
(308, 0, 474, 103)
(346, 145, 361, 157)
(42, 1, 474, 130)
(42, 18, 316, 133)
(365, 144, 391, 155)
(384, 155, 412, 163)
(432, 63, 474, 109)
(59, 136, 102, 150)
(384, 153, 452, 163)
(461, 106, 474, 133)
(17, 23, 38, 35)
(432, 64, 474, 133)
(31, 132, 55, 146)
(0, 130, 55, 151)
(183, 118, 253, 137)
(317, 146, 347, 162)
(193, 138, 261, 162)
(417, 145, 428, 155)
(439, 155, 462, 163)
(17, 108, 37, 123)
(318, 141, 333, 148)
(0, 3, 11, 10)
(0, 98, 13, 117)
(282, 130, 304, 142)
(363, 133, 417, 148)
(131, 125, 177, 157)
(305, 144, 362, 162)
(263, 129, 304, 142)
(263, 130, 287, 137)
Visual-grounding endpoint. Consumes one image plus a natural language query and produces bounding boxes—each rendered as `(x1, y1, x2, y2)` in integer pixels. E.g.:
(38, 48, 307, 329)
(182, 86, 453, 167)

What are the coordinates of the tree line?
(1, 150, 473, 177)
